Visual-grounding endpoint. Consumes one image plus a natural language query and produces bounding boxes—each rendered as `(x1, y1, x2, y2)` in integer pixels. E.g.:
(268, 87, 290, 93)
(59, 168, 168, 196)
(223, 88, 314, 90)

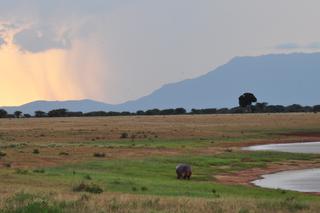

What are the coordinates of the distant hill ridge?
(2, 52, 320, 114)
(1, 99, 117, 114)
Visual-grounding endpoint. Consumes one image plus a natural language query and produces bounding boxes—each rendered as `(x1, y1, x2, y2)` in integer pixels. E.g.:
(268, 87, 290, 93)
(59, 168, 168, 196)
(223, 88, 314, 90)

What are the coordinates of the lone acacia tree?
(238, 93, 257, 111)
(35, 110, 46, 117)
(0, 109, 8, 118)
(14, 111, 22, 118)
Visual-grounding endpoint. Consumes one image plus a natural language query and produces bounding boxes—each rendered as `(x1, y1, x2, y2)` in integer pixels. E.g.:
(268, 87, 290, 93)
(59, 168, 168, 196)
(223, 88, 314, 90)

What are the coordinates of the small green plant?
(85, 184, 103, 194)
(141, 186, 148, 191)
(132, 186, 137, 191)
(280, 196, 309, 212)
(33, 169, 45, 173)
(15, 169, 29, 175)
(33, 149, 40, 154)
(3, 192, 62, 213)
(84, 174, 92, 180)
(238, 208, 250, 213)
(112, 180, 121, 184)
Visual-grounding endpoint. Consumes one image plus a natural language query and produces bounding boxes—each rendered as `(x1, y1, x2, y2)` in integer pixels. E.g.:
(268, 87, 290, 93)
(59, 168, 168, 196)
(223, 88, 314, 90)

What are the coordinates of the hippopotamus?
(176, 164, 192, 180)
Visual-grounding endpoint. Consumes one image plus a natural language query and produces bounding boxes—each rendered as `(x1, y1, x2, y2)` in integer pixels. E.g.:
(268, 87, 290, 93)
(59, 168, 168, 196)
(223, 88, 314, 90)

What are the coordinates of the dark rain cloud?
(0, 1, 128, 53)
(13, 27, 71, 53)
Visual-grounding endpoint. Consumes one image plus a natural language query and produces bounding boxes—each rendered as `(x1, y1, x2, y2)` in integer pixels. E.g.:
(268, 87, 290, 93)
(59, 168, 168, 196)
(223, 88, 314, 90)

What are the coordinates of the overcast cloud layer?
(1, 0, 320, 105)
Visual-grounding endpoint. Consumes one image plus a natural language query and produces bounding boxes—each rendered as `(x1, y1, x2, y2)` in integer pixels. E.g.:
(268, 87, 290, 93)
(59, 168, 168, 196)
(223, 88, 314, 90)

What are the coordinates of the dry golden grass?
(1, 189, 319, 213)
(0, 113, 319, 143)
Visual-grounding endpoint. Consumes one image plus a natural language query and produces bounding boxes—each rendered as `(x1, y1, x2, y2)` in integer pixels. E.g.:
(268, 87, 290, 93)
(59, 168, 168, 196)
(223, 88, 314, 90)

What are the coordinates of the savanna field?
(1, 113, 320, 212)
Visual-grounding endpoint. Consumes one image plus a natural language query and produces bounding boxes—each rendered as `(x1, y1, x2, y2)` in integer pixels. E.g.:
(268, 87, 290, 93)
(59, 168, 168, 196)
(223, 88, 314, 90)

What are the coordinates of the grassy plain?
(1, 113, 320, 212)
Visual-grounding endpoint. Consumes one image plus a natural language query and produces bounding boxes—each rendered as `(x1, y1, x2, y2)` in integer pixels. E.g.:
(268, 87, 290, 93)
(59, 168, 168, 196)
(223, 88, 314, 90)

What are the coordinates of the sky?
(1, 0, 320, 106)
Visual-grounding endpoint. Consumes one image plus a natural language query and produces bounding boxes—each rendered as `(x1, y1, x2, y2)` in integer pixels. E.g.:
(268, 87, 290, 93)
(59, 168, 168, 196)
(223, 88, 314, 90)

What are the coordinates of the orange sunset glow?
(0, 35, 109, 106)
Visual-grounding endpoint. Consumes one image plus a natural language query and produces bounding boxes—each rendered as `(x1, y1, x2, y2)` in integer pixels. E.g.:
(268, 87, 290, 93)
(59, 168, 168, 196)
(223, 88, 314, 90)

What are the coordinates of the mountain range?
(2, 52, 320, 114)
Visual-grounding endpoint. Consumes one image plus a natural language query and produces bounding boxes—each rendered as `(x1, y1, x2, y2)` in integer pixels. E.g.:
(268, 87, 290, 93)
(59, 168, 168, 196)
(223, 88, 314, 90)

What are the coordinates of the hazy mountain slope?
(117, 53, 320, 111)
(2, 52, 320, 114)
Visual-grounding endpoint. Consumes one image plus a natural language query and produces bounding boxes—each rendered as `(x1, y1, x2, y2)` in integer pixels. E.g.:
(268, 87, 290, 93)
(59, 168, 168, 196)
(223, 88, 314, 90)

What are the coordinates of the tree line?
(0, 93, 320, 118)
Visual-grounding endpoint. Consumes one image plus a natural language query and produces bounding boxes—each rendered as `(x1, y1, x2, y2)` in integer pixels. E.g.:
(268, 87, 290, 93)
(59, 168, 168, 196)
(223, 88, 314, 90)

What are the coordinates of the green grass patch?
(22, 151, 319, 200)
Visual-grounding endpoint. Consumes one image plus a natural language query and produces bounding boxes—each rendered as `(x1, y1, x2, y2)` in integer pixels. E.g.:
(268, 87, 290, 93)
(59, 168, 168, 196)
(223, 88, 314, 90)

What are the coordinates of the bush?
(33, 149, 40, 154)
(280, 197, 309, 212)
(238, 208, 250, 213)
(84, 174, 92, 180)
(24, 114, 32, 118)
(4, 162, 11, 168)
(120, 132, 128, 139)
(93, 153, 106, 158)
(175, 108, 186, 114)
(0, 151, 6, 157)
(48, 108, 68, 117)
(33, 169, 45, 173)
(132, 186, 137, 191)
(15, 169, 29, 175)
(141, 186, 148, 191)
(34, 111, 47, 117)
(0, 109, 8, 118)
(59, 151, 69, 156)
(145, 109, 161, 115)
(73, 183, 103, 194)
(2, 192, 62, 213)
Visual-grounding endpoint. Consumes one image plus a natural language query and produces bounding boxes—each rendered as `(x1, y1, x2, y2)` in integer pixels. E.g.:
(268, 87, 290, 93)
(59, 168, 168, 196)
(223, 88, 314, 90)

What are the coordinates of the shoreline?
(215, 140, 320, 195)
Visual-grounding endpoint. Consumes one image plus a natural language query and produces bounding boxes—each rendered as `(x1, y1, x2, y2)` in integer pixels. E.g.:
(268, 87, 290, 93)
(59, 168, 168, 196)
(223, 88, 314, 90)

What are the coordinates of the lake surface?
(245, 141, 320, 192)
(252, 168, 320, 192)
(243, 141, 320, 154)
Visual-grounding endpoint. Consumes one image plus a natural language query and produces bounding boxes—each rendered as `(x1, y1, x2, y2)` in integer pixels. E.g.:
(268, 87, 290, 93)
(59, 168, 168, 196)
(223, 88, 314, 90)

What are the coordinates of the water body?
(245, 142, 320, 192)
(244, 141, 320, 154)
(252, 168, 320, 192)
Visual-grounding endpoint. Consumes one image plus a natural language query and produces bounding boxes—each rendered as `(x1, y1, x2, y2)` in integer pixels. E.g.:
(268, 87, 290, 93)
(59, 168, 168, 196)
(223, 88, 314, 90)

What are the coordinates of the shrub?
(85, 184, 103, 194)
(4, 162, 11, 168)
(33, 169, 45, 173)
(15, 169, 29, 175)
(0, 151, 6, 157)
(120, 132, 128, 139)
(238, 208, 250, 213)
(73, 183, 103, 194)
(48, 108, 68, 117)
(33, 149, 40, 154)
(141, 186, 148, 191)
(24, 114, 32, 118)
(132, 186, 137, 191)
(280, 197, 309, 212)
(3, 192, 62, 213)
(34, 111, 47, 117)
(0, 109, 8, 118)
(59, 151, 69, 156)
(93, 153, 106, 158)
(84, 174, 92, 180)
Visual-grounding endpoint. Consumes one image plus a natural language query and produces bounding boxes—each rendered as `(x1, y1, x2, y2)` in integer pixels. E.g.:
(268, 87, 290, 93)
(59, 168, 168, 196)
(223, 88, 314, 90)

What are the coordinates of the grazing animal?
(176, 164, 192, 180)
